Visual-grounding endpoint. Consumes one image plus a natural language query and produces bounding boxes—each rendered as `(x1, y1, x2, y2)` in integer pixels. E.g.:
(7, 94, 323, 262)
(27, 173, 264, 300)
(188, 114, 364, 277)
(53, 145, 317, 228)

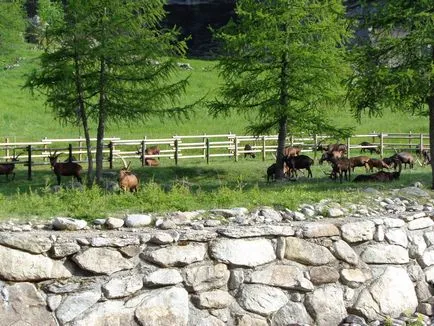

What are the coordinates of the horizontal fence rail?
(0, 132, 430, 180)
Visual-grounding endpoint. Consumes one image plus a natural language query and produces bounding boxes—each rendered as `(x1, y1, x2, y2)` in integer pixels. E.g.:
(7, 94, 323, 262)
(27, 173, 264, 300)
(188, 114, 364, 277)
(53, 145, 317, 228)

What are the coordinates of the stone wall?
(1, 191, 434, 325)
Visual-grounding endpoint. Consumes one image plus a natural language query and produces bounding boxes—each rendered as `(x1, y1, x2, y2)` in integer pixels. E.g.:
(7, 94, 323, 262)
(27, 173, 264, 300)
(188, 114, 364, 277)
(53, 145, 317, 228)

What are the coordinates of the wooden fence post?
(380, 132, 384, 157)
(346, 137, 351, 158)
(419, 133, 424, 157)
(108, 142, 113, 169)
(78, 136, 83, 162)
(203, 134, 206, 160)
(262, 136, 266, 161)
(313, 134, 318, 161)
(206, 138, 210, 164)
(408, 131, 412, 151)
(234, 136, 238, 162)
(5, 137, 9, 159)
(175, 139, 179, 166)
(141, 140, 146, 167)
(27, 145, 32, 181)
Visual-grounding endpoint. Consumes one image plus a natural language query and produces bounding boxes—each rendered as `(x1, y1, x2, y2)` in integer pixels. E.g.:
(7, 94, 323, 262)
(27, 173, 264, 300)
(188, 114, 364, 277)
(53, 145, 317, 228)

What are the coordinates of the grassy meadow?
(0, 46, 432, 221)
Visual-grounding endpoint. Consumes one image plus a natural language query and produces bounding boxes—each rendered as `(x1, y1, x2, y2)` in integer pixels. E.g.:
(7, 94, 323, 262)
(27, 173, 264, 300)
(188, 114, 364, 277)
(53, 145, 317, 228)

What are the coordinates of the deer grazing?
(48, 151, 82, 185)
(118, 156, 139, 192)
(0, 153, 21, 181)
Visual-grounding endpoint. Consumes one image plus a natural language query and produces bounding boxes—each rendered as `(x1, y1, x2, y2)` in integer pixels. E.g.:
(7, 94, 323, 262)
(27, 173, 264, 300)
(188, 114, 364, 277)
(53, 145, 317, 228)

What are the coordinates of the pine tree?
(347, 1, 434, 187)
(27, 0, 191, 186)
(209, 0, 351, 178)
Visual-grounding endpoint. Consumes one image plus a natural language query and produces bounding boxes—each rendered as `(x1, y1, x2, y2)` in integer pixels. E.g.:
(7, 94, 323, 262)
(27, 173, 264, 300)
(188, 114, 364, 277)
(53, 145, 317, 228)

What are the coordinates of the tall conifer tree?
(27, 0, 191, 186)
(209, 0, 351, 178)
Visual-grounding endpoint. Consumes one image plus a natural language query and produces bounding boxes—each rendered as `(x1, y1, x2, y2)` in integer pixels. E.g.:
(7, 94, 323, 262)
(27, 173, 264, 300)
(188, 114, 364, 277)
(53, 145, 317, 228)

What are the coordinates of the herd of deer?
(0, 142, 430, 189)
(0, 145, 161, 192)
(260, 141, 431, 183)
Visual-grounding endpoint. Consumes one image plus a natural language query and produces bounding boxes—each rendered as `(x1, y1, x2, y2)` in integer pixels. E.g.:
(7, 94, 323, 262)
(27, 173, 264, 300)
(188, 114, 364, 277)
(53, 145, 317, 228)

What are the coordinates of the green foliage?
(347, 1, 434, 118)
(210, 0, 351, 137)
(26, 0, 193, 183)
(347, 0, 434, 188)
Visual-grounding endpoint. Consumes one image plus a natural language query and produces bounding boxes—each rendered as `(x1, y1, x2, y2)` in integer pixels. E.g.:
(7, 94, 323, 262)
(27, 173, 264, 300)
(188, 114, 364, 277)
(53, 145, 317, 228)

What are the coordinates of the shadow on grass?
(0, 159, 431, 198)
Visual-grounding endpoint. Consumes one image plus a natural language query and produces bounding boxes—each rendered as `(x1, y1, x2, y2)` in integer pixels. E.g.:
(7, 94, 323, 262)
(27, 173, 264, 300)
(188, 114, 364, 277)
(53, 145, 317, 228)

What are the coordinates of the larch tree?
(27, 0, 192, 186)
(208, 0, 351, 179)
(347, 1, 434, 187)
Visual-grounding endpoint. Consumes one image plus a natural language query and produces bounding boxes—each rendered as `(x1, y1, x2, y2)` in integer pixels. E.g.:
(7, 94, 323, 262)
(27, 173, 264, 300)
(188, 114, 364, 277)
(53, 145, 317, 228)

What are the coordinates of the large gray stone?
(143, 242, 207, 267)
(0, 233, 52, 254)
(68, 300, 136, 326)
(0, 245, 72, 281)
(359, 244, 409, 264)
(340, 221, 375, 243)
(271, 302, 314, 326)
(408, 217, 434, 230)
(210, 238, 276, 267)
(237, 284, 288, 316)
(305, 285, 346, 326)
(134, 287, 189, 326)
(310, 266, 340, 285)
(52, 217, 87, 230)
(352, 288, 380, 321)
(50, 241, 81, 258)
(369, 266, 417, 319)
(183, 263, 229, 292)
(102, 274, 143, 299)
(56, 288, 101, 324)
(89, 236, 140, 247)
(124, 214, 153, 227)
(0, 282, 58, 326)
(143, 268, 183, 286)
(385, 228, 408, 247)
(332, 239, 359, 265)
(192, 289, 233, 309)
(302, 223, 340, 238)
(284, 237, 336, 266)
(217, 225, 294, 238)
(249, 264, 314, 291)
(72, 247, 135, 275)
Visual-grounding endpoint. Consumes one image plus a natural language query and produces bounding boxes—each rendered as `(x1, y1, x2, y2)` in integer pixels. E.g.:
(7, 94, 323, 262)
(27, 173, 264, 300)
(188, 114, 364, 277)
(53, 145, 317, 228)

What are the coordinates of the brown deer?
(48, 151, 82, 185)
(0, 153, 21, 181)
(137, 146, 160, 166)
(117, 156, 139, 192)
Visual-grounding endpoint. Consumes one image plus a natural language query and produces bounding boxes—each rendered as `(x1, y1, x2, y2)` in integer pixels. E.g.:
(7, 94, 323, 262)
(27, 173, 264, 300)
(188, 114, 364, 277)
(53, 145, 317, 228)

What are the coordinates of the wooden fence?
(0, 132, 430, 180)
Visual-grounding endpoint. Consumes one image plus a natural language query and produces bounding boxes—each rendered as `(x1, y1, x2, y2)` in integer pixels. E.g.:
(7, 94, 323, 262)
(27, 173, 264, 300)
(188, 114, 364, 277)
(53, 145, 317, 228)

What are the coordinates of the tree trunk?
(429, 95, 434, 189)
(73, 45, 93, 188)
(430, 45, 434, 190)
(275, 117, 287, 179)
(275, 50, 290, 180)
(95, 56, 106, 185)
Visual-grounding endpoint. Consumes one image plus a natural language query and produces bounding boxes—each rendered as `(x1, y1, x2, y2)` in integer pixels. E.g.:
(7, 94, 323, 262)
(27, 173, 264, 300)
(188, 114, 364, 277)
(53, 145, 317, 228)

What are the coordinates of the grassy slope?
(0, 48, 428, 141)
(0, 47, 431, 220)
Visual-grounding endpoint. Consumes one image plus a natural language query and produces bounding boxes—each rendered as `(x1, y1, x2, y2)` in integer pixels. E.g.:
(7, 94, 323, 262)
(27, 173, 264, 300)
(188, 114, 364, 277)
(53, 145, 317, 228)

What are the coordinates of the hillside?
(0, 46, 428, 142)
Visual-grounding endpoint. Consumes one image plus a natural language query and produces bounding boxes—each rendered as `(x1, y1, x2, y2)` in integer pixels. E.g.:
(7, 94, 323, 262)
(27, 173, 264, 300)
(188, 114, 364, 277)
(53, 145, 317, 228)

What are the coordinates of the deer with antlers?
(117, 156, 139, 192)
(0, 153, 21, 181)
(48, 151, 83, 185)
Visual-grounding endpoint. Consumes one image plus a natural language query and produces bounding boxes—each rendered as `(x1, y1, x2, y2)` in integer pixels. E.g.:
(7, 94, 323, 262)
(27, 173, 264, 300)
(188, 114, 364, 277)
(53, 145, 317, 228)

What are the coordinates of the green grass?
(0, 154, 431, 221)
(0, 46, 432, 221)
